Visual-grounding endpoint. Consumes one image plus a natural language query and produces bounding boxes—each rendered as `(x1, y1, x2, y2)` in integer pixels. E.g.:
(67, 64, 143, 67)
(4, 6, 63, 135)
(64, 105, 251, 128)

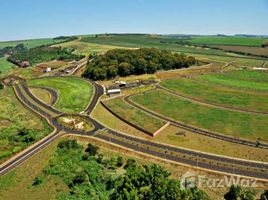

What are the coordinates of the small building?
(44, 67, 52, 73)
(107, 88, 121, 96)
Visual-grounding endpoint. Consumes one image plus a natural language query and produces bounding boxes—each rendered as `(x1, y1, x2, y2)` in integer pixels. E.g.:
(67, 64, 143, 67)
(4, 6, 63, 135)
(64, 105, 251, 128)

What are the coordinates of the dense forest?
(39, 139, 209, 200)
(7, 45, 84, 66)
(82, 48, 196, 80)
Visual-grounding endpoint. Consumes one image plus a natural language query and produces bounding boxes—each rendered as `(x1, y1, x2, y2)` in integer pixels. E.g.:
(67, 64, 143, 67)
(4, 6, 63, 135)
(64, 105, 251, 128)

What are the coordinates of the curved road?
(1, 78, 268, 180)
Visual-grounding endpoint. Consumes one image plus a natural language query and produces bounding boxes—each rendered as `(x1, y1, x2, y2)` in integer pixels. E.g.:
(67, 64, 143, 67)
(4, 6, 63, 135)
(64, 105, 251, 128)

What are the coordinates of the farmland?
(27, 77, 93, 113)
(131, 89, 268, 142)
(160, 76, 268, 112)
(0, 38, 66, 49)
(185, 36, 268, 46)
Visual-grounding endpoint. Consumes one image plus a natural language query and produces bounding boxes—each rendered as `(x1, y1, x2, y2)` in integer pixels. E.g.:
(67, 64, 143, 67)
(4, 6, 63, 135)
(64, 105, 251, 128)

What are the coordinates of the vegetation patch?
(83, 48, 196, 80)
(27, 77, 93, 113)
(161, 77, 268, 112)
(0, 57, 15, 78)
(0, 87, 52, 163)
(103, 97, 166, 134)
(29, 87, 53, 105)
(8, 46, 84, 66)
(131, 89, 268, 142)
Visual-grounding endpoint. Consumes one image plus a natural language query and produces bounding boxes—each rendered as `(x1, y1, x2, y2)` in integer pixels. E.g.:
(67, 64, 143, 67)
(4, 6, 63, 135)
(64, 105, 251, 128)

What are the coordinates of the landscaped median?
(27, 76, 93, 113)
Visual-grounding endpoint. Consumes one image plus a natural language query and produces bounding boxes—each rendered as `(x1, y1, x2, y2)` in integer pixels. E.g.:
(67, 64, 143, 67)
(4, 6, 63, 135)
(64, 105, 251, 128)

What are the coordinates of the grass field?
(0, 57, 15, 78)
(80, 35, 239, 57)
(185, 36, 268, 46)
(29, 88, 52, 105)
(0, 38, 66, 49)
(0, 87, 52, 164)
(131, 89, 268, 142)
(197, 69, 268, 92)
(27, 77, 93, 113)
(161, 77, 268, 112)
(103, 97, 165, 133)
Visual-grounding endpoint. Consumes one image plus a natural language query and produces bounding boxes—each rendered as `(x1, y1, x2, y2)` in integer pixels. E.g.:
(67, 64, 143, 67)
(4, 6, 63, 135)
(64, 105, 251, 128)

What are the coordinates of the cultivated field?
(185, 36, 268, 46)
(27, 77, 93, 113)
(131, 89, 268, 142)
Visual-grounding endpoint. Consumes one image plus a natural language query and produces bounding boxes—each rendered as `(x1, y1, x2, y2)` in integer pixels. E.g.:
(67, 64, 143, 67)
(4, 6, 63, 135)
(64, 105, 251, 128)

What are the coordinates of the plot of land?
(131, 89, 268, 142)
(103, 97, 166, 134)
(197, 69, 268, 91)
(161, 77, 268, 112)
(27, 77, 93, 113)
(29, 88, 53, 105)
(0, 87, 52, 164)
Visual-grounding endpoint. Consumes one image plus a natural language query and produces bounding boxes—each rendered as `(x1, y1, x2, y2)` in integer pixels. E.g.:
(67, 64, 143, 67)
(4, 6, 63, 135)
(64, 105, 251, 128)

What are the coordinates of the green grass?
(80, 35, 234, 57)
(0, 38, 66, 49)
(131, 89, 268, 142)
(0, 57, 15, 78)
(197, 70, 268, 91)
(0, 87, 52, 164)
(161, 77, 268, 112)
(186, 36, 268, 46)
(27, 77, 93, 113)
(103, 97, 165, 133)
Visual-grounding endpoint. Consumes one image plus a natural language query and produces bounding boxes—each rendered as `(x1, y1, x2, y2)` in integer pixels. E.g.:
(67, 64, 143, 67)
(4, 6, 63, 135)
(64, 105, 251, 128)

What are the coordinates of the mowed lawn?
(131, 90, 268, 142)
(103, 97, 165, 133)
(161, 77, 268, 112)
(27, 77, 93, 113)
(197, 70, 268, 91)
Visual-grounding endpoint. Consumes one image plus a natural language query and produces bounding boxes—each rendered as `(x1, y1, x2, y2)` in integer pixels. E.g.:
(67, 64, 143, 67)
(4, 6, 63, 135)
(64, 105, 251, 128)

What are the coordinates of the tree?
(261, 190, 268, 200)
(224, 185, 242, 200)
(85, 143, 99, 156)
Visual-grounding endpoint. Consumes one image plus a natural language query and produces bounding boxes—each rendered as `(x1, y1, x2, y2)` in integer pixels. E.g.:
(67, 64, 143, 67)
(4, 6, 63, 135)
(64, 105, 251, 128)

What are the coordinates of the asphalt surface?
(0, 78, 268, 180)
(29, 86, 58, 106)
(124, 90, 268, 149)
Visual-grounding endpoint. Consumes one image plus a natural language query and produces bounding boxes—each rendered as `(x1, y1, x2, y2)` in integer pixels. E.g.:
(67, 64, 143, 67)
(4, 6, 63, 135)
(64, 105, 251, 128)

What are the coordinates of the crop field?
(131, 89, 268, 142)
(185, 36, 268, 46)
(197, 69, 268, 92)
(210, 45, 268, 57)
(0, 57, 15, 78)
(0, 88, 52, 164)
(80, 35, 239, 57)
(103, 97, 165, 133)
(53, 39, 132, 55)
(27, 77, 93, 113)
(160, 77, 268, 112)
(0, 38, 66, 49)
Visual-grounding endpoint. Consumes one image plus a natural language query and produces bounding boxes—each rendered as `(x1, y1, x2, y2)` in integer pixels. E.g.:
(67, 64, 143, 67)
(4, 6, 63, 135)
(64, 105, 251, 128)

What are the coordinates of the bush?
(32, 176, 43, 186)
(82, 48, 196, 80)
(57, 139, 81, 150)
(85, 143, 99, 156)
(116, 156, 124, 167)
(0, 82, 3, 90)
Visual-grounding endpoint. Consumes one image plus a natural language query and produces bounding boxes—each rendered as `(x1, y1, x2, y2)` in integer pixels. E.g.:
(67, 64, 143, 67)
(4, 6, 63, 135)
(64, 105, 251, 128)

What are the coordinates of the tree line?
(82, 48, 196, 80)
(7, 45, 84, 66)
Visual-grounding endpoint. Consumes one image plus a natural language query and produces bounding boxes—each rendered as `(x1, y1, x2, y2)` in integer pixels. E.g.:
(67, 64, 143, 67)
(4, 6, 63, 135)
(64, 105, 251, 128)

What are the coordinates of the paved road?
(124, 90, 268, 149)
(1, 78, 268, 180)
(29, 86, 58, 106)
